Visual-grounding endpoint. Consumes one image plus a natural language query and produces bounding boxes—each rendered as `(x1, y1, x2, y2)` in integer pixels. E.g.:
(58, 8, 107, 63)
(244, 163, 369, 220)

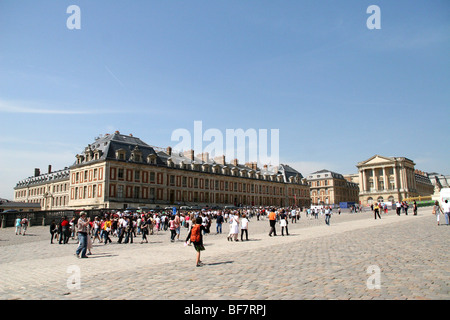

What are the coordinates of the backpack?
(190, 224, 201, 243)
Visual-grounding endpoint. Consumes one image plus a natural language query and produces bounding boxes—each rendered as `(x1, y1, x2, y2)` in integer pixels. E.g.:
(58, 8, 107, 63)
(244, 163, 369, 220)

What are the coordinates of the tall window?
(135, 170, 140, 181)
(134, 186, 140, 199)
(117, 185, 124, 198)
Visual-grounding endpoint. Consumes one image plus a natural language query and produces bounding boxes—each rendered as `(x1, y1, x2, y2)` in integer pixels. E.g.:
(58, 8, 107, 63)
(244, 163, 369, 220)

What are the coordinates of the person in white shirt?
(291, 209, 297, 223)
(240, 214, 249, 241)
(396, 201, 402, 215)
(442, 200, 450, 225)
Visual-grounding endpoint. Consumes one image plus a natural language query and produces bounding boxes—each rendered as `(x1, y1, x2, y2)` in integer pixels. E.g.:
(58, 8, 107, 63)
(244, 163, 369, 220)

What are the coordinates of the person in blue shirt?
(15, 217, 22, 235)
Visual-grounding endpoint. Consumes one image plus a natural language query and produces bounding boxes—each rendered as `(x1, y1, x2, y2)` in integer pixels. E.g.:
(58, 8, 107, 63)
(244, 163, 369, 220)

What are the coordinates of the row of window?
(109, 167, 307, 196)
(71, 184, 103, 200)
(15, 182, 69, 199)
(108, 184, 308, 206)
(72, 168, 103, 184)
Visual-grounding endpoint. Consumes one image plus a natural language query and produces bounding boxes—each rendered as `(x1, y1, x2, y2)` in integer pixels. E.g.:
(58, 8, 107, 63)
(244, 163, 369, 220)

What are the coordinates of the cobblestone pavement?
(0, 208, 448, 300)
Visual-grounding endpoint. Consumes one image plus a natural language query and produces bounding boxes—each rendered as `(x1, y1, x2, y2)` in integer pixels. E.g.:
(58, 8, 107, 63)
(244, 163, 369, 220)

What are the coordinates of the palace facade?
(307, 169, 359, 206)
(356, 155, 434, 205)
(13, 132, 311, 210)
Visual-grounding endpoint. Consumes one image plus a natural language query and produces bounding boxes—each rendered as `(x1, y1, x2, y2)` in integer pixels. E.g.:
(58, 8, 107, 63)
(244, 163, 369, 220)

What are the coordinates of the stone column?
(398, 165, 404, 191)
(373, 168, 377, 191)
(359, 169, 365, 193)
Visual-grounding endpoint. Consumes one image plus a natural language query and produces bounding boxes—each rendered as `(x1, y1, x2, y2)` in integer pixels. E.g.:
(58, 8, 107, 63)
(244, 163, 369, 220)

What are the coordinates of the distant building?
(306, 169, 359, 206)
(14, 166, 70, 211)
(356, 155, 434, 205)
(427, 172, 450, 201)
(13, 132, 311, 210)
(0, 198, 41, 213)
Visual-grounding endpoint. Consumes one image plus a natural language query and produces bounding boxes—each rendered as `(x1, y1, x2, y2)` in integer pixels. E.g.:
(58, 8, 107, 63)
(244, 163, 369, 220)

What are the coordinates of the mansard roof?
(72, 131, 164, 166)
(307, 169, 344, 180)
(15, 168, 70, 189)
(64, 132, 307, 184)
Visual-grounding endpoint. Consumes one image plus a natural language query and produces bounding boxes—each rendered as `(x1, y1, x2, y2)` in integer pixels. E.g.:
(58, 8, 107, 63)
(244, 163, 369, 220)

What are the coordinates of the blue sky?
(1, 0, 449, 199)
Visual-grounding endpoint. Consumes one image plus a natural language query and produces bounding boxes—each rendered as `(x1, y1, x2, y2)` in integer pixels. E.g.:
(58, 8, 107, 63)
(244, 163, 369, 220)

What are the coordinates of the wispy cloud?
(105, 65, 126, 88)
(0, 99, 95, 115)
(0, 99, 123, 115)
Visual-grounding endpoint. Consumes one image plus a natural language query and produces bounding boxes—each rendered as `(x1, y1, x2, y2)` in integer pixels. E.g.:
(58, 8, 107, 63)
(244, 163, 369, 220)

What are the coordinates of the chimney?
(48, 165, 52, 174)
(183, 149, 194, 160)
(197, 152, 209, 162)
(166, 146, 172, 156)
(245, 162, 258, 170)
(214, 155, 226, 165)
(232, 159, 239, 166)
(34, 168, 40, 177)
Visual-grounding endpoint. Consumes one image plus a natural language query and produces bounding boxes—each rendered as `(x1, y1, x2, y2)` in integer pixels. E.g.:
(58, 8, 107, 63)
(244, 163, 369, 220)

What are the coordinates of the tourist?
(169, 215, 177, 242)
(185, 217, 206, 267)
(324, 206, 332, 225)
(216, 212, 224, 234)
(103, 216, 112, 244)
(93, 217, 101, 243)
(280, 210, 289, 235)
(432, 201, 444, 226)
(403, 201, 409, 215)
(413, 200, 418, 216)
(227, 212, 240, 241)
(75, 212, 89, 259)
(396, 201, 402, 216)
(50, 220, 57, 244)
(373, 203, 381, 220)
(69, 217, 76, 240)
(87, 220, 93, 255)
(185, 213, 194, 246)
(174, 213, 181, 241)
(21, 217, 29, 236)
(124, 217, 134, 244)
(140, 217, 149, 244)
(15, 217, 22, 235)
(442, 200, 450, 226)
(290, 208, 297, 223)
(240, 214, 249, 241)
(268, 208, 277, 237)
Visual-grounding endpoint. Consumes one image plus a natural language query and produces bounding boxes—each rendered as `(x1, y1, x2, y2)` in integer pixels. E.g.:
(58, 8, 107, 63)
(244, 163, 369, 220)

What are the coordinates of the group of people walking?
(35, 200, 447, 264)
(432, 200, 450, 226)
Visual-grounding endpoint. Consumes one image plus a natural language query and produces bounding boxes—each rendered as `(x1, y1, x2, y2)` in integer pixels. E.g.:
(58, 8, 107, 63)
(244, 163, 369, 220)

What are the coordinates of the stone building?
(14, 166, 70, 211)
(307, 169, 359, 206)
(13, 132, 310, 210)
(356, 155, 434, 205)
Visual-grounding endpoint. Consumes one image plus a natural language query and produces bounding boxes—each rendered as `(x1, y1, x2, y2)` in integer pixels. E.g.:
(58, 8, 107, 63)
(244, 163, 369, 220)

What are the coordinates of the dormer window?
(130, 146, 143, 162)
(93, 150, 102, 160)
(76, 154, 85, 165)
(116, 149, 126, 161)
(147, 154, 157, 165)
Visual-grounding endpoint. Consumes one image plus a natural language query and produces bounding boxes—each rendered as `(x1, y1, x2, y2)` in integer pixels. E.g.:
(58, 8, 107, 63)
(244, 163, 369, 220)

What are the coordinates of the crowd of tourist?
(39, 200, 449, 263)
